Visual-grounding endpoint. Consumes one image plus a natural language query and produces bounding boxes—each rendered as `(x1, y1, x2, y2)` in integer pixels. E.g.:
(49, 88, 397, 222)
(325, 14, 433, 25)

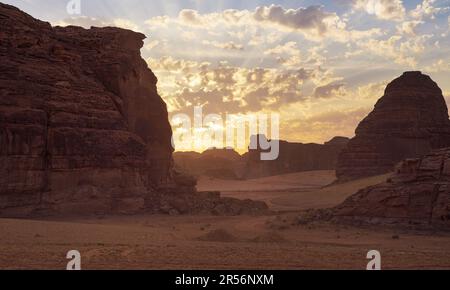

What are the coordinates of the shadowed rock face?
(245, 135, 349, 179)
(337, 72, 450, 181)
(0, 4, 270, 218)
(174, 148, 245, 180)
(335, 148, 450, 229)
(0, 3, 174, 216)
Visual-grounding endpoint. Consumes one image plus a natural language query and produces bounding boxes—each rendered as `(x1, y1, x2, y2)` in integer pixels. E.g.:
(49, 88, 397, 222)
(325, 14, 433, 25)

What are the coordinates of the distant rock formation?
(245, 135, 349, 179)
(334, 148, 450, 229)
(174, 148, 245, 180)
(337, 72, 450, 181)
(0, 4, 267, 217)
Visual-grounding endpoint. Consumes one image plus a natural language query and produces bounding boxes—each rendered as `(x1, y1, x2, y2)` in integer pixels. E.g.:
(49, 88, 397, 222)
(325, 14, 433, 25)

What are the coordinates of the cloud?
(144, 5, 381, 42)
(410, 0, 447, 20)
(138, 3, 450, 146)
(280, 107, 371, 143)
(248, 32, 282, 47)
(19, 0, 450, 148)
(145, 40, 160, 50)
(179, 9, 203, 25)
(53, 16, 107, 28)
(252, 5, 382, 42)
(145, 15, 171, 28)
(146, 56, 334, 114)
(264, 41, 302, 67)
(176, 8, 249, 27)
(202, 40, 244, 51)
(306, 107, 369, 126)
(357, 34, 432, 67)
(355, 81, 389, 99)
(264, 42, 300, 56)
(54, 16, 140, 31)
(253, 5, 340, 36)
(147, 56, 210, 73)
(353, 0, 406, 21)
(313, 83, 346, 98)
(397, 20, 424, 35)
(425, 59, 450, 72)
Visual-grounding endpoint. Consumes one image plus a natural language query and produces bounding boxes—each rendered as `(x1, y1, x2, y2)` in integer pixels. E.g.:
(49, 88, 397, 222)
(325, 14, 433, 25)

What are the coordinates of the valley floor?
(1, 171, 449, 270)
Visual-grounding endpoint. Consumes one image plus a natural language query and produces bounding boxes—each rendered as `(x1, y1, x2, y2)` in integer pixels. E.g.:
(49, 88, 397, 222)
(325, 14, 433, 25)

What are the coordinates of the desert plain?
(1, 171, 449, 270)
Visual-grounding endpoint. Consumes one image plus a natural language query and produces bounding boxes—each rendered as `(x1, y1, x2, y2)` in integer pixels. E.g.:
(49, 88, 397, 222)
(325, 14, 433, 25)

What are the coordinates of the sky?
(5, 0, 450, 152)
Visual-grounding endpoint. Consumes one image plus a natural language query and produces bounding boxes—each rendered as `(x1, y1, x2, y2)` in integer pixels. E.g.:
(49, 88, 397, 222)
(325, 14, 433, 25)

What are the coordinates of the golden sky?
(7, 0, 450, 152)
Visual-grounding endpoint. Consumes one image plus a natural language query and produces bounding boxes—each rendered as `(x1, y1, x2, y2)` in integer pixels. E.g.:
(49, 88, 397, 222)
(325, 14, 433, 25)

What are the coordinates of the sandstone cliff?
(244, 135, 349, 179)
(337, 72, 450, 181)
(0, 4, 270, 217)
(0, 4, 176, 216)
(335, 148, 450, 229)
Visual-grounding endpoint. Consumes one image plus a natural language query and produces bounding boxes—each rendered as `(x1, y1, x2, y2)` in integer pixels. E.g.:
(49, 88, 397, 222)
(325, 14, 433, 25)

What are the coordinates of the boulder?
(334, 148, 450, 229)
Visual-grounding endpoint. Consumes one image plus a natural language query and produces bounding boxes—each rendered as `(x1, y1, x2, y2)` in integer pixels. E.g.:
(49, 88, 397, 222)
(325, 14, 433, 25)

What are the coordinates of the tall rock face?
(334, 148, 450, 229)
(337, 72, 450, 181)
(245, 136, 349, 179)
(0, 4, 174, 216)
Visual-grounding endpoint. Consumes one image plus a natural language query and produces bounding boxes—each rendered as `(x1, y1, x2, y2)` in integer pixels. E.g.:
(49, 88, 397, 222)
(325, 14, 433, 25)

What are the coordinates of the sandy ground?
(197, 171, 337, 193)
(204, 171, 390, 211)
(1, 171, 450, 270)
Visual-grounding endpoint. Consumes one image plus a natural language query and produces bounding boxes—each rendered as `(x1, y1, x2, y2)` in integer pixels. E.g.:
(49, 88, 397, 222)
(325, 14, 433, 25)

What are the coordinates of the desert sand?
(1, 171, 450, 270)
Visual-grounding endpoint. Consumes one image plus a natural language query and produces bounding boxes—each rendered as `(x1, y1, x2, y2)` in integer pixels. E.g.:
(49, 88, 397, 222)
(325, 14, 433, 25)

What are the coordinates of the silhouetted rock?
(174, 148, 246, 180)
(245, 135, 349, 179)
(337, 72, 450, 181)
(334, 148, 450, 229)
(325, 136, 351, 147)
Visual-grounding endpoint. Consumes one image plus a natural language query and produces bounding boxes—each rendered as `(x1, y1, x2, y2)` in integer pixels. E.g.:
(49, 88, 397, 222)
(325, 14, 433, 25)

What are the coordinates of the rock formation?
(174, 148, 246, 180)
(0, 4, 267, 217)
(245, 135, 349, 179)
(334, 148, 450, 229)
(0, 3, 176, 216)
(337, 72, 450, 181)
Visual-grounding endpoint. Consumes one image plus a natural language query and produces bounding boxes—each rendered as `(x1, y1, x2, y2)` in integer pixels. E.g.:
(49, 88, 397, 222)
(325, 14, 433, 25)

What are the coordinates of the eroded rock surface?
(334, 148, 450, 229)
(337, 72, 450, 181)
(0, 4, 270, 217)
(0, 4, 176, 216)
